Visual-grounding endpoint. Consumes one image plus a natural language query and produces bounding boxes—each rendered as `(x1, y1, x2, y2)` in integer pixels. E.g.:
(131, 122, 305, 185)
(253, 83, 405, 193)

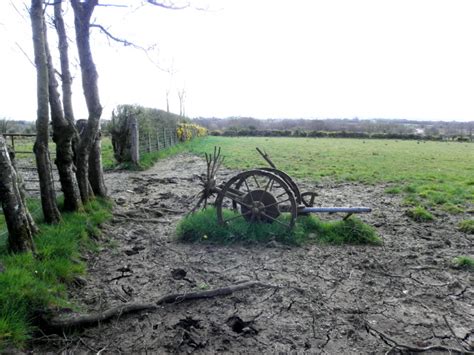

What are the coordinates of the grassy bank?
(188, 136, 474, 213)
(0, 198, 112, 349)
(177, 208, 381, 246)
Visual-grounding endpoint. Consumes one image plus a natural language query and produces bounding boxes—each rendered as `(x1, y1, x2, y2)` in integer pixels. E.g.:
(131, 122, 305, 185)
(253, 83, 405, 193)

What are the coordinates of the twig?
(443, 314, 471, 351)
(365, 321, 472, 354)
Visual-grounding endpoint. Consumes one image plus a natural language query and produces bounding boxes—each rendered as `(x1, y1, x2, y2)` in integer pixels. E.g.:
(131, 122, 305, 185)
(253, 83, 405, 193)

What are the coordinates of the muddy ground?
(31, 153, 473, 354)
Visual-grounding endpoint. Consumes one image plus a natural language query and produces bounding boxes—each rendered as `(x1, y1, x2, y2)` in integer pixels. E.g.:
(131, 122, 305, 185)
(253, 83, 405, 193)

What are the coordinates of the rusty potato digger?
(192, 147, 371, 230)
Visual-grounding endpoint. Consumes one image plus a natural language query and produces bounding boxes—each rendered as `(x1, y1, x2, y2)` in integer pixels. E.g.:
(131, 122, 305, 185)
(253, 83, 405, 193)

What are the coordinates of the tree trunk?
(88, 130, 107, 196)
(54, 1, 75, 125)
(54, 0, 81, 161)
(0, 135, 36, 253)
(44, 22, 83, 212)
(30, 0, 61, 224)
(71, 0, 106, 202)
(9, 148, 38, 236)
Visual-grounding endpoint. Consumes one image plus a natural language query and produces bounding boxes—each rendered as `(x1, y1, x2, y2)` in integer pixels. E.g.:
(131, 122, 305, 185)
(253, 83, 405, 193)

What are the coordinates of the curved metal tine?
(310, 194, 316, 206)
(210, 147, 222, 177)
(205, 153, 211, 179)
(189, 195, 205, 214)
(223, 210, 251, 224)
(213, 156, 224, 176)
(261, 211, 291, 229)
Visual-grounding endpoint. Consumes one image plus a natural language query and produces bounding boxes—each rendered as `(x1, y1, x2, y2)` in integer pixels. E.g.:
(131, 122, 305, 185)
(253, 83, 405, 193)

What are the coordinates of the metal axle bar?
(301, 207, 372, 214)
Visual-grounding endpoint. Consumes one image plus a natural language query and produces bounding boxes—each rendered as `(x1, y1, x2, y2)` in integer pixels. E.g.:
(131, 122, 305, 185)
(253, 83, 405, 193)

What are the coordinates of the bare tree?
(0, 118, 10, 134)
(0, 135, 36, 253)
(44, 17, 83, 212)
(53, 1, 75, 125)
(177, 87, 186, 117)
(30, 0, 61, 224)
(70, 0, 107, 201)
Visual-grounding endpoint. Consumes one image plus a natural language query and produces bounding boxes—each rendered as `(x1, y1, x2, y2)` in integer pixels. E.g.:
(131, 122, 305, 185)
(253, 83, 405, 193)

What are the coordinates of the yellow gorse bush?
(177, 123, 207, 141)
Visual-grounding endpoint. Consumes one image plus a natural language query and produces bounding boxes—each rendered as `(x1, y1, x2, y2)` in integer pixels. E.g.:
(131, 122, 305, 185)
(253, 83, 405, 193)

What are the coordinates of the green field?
(189, 136, 474, 212)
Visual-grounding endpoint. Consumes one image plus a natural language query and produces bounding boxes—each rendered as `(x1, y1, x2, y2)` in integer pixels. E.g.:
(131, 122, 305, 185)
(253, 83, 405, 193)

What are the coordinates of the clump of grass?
(451, 256, 474, 270)
(406, 206, 434, 222)
(176, 207, 381, 246)
(442, 203, 464, 214)
(385, 186, 401, 194)
(458, 219, 474, 234)
(0, 198, 112, 349)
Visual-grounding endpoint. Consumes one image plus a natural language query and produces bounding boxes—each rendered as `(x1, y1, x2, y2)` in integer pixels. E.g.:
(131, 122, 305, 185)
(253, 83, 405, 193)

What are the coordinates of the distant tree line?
(194, 117, 474, 141)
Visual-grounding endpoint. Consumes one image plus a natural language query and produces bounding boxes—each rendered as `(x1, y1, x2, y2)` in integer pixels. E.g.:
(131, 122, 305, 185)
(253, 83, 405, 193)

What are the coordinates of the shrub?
(176, 123, 207, 141)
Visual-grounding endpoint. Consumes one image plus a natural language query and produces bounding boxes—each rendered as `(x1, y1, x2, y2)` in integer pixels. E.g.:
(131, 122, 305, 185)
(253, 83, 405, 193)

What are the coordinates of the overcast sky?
(1, 0, 474, 122)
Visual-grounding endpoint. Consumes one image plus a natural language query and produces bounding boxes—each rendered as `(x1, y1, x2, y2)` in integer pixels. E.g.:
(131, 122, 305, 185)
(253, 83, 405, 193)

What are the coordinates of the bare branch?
(90, 23, 146, 50)
(15, 42, 36, 68)
(145, 0, 190, 10)
(96, 3, 128, 7)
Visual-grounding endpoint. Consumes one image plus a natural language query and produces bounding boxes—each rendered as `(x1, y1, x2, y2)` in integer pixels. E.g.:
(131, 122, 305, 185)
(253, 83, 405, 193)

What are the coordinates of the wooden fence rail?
(2, 133, 60, 194)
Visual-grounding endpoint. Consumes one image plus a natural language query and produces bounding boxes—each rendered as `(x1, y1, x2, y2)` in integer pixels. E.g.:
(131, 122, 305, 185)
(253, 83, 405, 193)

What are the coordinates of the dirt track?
(31, 153, 473, 354)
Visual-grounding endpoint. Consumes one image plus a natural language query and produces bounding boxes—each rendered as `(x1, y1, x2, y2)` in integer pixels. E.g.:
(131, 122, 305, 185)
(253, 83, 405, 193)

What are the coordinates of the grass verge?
(110, 138, 204, 171)
(176, 207, 381, 246)
(0, 198, 112, 349)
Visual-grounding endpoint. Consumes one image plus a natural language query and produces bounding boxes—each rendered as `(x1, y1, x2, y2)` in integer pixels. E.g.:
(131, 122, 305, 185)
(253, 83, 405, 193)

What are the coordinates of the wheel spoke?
(243, 179, 254, 202)
(270, 179, 276, 191)
(275, 191, 289, 199)
(263, 198, 291, 210)
(229, 196, 252, 209)
(252, 175, 261, 188)
(259, 176, 273, 203)
(261, 212, 291, 229)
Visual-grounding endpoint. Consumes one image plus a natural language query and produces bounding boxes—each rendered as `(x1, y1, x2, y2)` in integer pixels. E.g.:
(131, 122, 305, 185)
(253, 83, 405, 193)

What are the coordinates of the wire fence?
(138, 127, 179, 155)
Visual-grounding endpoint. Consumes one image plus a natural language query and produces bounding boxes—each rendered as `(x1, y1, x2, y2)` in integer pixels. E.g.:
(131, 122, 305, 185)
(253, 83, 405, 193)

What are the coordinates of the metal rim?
(216, 169, 297, 230)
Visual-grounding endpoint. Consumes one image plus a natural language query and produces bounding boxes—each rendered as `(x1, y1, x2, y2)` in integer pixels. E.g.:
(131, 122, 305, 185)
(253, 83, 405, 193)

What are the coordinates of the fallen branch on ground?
(364, 321, 473, 354)
(44, 281, 275, 332)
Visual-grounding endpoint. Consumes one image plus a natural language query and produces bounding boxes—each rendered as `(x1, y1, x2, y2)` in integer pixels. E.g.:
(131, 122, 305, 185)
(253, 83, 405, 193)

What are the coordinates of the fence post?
(163, 127, 167, 148)
(147, 133, 151, 153)
(130, 116, 139, 165)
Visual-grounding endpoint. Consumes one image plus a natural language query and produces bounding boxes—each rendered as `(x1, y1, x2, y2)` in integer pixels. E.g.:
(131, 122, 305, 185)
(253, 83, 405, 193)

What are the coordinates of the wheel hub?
(240, 189, 280, 223)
